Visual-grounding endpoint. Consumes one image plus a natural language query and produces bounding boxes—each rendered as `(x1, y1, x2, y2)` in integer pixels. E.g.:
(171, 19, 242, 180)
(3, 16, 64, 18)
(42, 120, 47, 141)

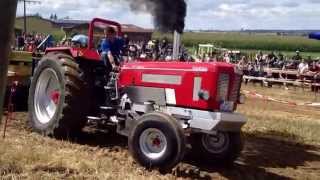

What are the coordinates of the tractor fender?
(45, 47, 76, 58)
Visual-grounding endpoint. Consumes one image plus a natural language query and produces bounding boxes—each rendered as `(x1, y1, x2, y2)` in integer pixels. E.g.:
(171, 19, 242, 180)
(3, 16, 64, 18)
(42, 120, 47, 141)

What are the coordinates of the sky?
(16, 0, 320, 30)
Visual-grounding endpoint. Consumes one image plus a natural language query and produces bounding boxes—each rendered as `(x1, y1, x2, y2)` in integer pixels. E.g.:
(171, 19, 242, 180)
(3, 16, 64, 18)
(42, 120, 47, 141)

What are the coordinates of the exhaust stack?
(172, 31, 181, 60)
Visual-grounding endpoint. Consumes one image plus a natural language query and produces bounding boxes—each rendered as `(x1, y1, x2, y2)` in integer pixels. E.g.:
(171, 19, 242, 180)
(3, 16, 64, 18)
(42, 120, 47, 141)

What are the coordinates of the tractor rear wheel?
(28, 53, 89, 137)
(190, 132, 243, 166)
(128, 112, 186, 171)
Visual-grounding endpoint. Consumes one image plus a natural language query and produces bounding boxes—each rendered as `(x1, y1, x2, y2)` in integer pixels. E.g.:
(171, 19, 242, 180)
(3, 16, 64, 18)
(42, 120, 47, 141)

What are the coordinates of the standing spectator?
(298, 59, 309, 80)
(123, 34, 130, 56)
(17, 34, 25, 50)
(255, 51, 263, 63)
(309, 60, 320, 92)
(223, 52, 231, 63)
(204, 53, 211, 62)
(256, 59, 265, 77)
(160, 38, 168, 58)
(237, 56, 248, 74)
(275, 52, 285, 68)
(292, 50, 302, 61)
(278, 52, 284, 61)
(46, 35, 54, 48)
(152, 39, 160, 60)
(267, 51, 277, 67)
(34, 33, 42, 47)
(127, 43, 138, 62)
(309, 61, 320, 73)
(247, 61, 255, 76)
(298, 59, 309, 73)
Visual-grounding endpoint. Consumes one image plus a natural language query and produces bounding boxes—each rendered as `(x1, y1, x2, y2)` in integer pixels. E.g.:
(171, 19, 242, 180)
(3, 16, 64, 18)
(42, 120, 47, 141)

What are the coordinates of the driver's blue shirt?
(100, 37, 124, 59)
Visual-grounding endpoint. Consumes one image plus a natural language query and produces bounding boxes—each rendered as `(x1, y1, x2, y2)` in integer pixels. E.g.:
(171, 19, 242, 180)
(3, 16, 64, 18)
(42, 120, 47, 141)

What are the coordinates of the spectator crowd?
(12, 31, 320, 85)
(13, 33, 54, 52)
(235, 50, 320, 91)
(122, 38, 190, 62)
(235, 50, 320, 78)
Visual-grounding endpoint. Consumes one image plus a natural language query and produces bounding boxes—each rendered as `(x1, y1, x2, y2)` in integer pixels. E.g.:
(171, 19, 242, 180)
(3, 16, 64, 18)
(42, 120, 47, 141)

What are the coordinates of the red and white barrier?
(243, 90, 320, 107)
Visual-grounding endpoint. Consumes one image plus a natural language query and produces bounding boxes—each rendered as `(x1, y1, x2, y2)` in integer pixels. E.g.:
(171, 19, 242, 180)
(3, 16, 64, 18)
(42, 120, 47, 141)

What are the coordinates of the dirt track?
(73, 126, 320, 179)
(1, 111, 320, 179)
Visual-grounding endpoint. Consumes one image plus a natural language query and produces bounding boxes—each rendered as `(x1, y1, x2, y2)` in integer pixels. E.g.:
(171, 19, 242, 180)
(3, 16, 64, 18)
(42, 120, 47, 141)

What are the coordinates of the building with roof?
(55, 19, 153, 42)
(51, 19, 88, 29)
(15, 15, 61, 34)
(121, 24, 153, 41)
(15, 16, 153, 41)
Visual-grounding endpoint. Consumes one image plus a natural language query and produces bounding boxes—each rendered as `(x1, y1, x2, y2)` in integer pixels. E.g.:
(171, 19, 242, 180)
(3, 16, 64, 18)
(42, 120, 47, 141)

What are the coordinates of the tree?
(0, 0, 18, 121)
(54, 14, 57, 20)
(50, 13, 53, 19)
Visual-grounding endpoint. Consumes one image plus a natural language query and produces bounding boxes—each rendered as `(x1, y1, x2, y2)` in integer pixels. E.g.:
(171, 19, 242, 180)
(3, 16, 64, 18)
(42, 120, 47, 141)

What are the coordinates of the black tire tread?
(28, 52, 88, 137)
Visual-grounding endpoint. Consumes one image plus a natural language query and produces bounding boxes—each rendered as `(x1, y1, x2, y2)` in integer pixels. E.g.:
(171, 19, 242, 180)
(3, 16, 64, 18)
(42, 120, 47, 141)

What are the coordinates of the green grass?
(153, 32, 320, 56)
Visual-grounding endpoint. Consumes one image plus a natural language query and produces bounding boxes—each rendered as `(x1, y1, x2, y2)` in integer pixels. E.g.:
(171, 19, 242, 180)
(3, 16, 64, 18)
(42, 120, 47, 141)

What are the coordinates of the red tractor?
(28, 18, 247, 170)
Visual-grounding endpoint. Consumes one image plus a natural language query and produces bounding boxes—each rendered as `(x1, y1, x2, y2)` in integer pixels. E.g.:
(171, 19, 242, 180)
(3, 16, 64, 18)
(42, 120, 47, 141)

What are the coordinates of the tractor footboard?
(167, 107, 247, 132)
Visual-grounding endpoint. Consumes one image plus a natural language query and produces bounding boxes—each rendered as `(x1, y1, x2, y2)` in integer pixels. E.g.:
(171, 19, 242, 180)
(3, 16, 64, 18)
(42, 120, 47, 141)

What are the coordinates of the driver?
(100, 27, 124, 72)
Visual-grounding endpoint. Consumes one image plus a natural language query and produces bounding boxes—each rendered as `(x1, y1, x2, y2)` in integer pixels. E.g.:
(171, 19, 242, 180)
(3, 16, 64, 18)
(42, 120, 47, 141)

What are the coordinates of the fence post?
(0, 0, 18, 123)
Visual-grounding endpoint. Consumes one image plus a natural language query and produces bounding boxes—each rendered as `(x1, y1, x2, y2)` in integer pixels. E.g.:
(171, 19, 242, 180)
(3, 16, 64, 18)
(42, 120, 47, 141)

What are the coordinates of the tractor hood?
(119, 62, 242, 112)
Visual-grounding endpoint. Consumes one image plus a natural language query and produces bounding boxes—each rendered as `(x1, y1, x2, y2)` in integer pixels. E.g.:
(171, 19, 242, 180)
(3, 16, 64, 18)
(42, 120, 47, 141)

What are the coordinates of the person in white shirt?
(298, 59, 309, 74)
(298, 59, 309, 80)
(224, 52, 231, 63)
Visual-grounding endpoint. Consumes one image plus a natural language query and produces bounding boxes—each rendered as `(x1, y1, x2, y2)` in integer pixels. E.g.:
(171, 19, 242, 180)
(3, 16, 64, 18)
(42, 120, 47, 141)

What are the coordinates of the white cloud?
(16, 0, 320, 30)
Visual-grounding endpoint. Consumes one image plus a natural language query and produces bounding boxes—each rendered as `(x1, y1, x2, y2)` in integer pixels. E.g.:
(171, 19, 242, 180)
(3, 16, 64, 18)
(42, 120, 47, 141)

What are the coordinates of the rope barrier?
(243, 90, 320, 107)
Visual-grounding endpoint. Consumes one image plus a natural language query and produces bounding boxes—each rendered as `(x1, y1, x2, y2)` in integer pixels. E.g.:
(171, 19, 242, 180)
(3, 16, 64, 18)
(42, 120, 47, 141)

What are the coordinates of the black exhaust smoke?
(123, 0, 187, 33)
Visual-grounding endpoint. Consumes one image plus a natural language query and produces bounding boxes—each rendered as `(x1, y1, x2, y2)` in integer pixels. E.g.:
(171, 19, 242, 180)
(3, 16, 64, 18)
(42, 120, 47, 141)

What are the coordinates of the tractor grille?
(216, 73, 230, 102)
(229, 74, 242, 102)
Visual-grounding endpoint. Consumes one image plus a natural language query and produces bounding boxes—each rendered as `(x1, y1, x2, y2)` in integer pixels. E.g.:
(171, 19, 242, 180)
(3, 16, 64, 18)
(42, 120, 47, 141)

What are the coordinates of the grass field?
(240, 85, 320, 145)
(154, 32, 320, 58)
(0, 84, 319, 179)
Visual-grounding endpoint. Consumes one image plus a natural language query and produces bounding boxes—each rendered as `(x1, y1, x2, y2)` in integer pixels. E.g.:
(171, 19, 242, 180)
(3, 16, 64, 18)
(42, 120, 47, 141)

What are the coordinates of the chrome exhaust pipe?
(172, 31, 181, 60)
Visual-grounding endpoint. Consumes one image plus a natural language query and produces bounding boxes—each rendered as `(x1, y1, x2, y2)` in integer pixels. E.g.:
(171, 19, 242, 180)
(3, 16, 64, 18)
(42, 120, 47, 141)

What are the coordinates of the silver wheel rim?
(201, 132, 230, 154)
(34, 68, 61, 124)
(139, 128, 167, 160)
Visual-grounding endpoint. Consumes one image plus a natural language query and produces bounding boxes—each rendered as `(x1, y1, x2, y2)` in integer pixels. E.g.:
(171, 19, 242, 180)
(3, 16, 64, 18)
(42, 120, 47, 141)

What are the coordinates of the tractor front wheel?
(190, 132, 243, 166)
(128, 112, 186, 171)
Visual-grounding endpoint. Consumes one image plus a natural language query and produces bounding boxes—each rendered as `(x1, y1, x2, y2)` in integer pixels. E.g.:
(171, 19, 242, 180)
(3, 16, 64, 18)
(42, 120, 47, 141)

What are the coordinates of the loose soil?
(1, 85, 319, 179)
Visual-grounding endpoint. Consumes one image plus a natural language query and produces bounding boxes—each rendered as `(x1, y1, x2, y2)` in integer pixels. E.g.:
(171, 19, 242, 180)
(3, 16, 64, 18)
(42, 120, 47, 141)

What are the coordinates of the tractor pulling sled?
(28, 18, 247, 170)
